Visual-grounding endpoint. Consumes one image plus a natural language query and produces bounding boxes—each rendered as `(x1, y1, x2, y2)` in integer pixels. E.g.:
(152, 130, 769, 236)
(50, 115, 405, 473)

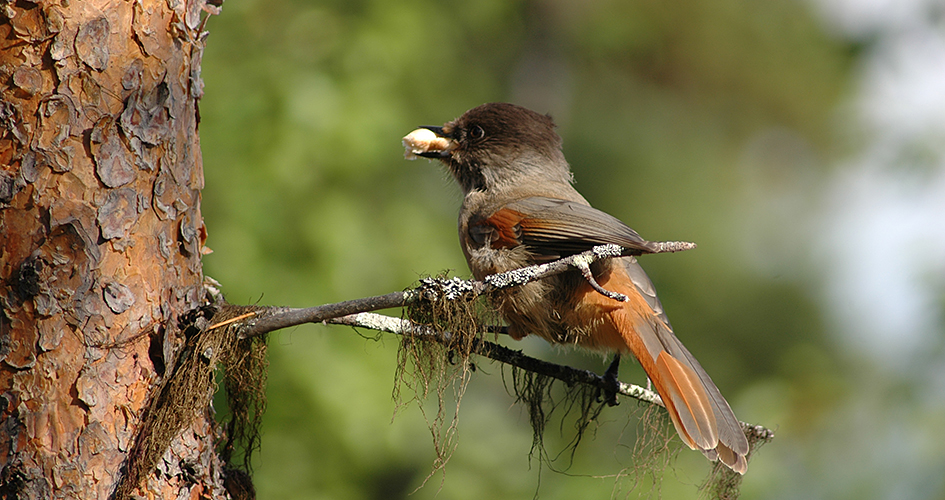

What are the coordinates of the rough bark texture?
(1, 0, 221, 498)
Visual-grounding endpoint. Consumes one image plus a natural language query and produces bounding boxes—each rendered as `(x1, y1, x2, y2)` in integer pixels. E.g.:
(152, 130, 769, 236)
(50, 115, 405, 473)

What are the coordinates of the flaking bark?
(1, 1, 222, 498)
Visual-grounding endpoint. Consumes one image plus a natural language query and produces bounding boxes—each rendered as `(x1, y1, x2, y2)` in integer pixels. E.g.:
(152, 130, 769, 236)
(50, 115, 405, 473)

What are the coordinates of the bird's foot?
(599, 354, 621, 407)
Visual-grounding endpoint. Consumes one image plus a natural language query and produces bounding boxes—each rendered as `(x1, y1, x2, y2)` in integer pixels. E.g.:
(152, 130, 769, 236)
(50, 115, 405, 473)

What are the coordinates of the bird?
(403, 102, 749, 473)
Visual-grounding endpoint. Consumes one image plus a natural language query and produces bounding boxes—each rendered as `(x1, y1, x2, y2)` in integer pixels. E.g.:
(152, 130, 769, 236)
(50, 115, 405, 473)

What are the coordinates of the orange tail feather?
(569, 263, 750, 474)
(653, 351, 718, 451)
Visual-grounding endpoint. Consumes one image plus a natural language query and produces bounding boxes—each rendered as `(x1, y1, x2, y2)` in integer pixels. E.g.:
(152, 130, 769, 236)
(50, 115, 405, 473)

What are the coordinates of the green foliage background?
(198, 1, 944, 498)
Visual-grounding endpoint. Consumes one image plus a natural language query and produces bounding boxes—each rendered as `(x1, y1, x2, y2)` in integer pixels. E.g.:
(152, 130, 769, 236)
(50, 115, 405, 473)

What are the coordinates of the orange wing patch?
(473, 208, 526, 249)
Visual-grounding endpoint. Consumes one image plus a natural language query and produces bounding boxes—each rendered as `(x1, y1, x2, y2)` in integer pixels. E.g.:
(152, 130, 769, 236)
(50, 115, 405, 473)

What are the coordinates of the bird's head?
(404, 103, 572, 193)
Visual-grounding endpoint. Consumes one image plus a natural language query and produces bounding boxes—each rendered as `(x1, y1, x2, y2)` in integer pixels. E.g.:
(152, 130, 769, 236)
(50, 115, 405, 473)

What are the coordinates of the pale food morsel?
(403, 128, 452, 160)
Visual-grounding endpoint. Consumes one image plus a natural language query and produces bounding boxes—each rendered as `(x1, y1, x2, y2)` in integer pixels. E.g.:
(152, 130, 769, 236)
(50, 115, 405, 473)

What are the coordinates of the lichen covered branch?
(239, 242, 695, 339)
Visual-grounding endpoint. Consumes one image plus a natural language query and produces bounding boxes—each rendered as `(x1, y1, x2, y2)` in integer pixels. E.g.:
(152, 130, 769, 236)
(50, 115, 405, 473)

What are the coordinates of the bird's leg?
(600, 353, 621, 407)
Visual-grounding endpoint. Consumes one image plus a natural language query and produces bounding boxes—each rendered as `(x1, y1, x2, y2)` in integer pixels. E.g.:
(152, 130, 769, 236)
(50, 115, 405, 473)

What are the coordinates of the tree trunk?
(1, 0, 224, 498)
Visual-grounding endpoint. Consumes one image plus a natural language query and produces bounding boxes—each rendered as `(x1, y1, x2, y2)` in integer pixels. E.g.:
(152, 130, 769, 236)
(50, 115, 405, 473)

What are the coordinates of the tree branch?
(238, 242, 695, 339)
(230, 241, 775, 441)
(239, 291, 410, 339)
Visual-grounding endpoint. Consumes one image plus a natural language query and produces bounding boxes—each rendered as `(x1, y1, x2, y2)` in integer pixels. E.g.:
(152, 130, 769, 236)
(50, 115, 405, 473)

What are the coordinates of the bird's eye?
(469, 124, 485, 140)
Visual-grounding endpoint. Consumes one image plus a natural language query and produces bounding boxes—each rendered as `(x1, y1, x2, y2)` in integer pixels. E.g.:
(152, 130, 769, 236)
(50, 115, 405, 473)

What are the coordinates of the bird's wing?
(469, 196, 655, 260)
(469, 196, 673, 326)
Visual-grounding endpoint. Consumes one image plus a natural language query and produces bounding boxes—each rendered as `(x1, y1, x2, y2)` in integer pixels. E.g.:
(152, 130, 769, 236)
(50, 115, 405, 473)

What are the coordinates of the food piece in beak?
(402, 128, 453, 160)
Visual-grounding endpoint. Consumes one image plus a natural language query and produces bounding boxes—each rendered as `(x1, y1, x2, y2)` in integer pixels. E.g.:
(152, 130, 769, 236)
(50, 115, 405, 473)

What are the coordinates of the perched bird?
(403, 102, 749, 473)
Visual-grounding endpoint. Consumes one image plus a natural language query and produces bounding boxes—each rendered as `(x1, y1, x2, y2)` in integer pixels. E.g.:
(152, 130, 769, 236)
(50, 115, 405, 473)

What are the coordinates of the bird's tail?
(572, 265, 749, 474)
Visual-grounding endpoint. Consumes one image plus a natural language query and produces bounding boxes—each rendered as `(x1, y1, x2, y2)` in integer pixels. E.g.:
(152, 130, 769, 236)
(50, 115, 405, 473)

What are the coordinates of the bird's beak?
(420, 126, 446, 137)
(403, 126, 455, 160)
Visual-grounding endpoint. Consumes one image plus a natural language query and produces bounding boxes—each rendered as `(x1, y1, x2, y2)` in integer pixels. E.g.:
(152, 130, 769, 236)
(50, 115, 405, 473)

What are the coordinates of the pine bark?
(1, 0, 223, 498)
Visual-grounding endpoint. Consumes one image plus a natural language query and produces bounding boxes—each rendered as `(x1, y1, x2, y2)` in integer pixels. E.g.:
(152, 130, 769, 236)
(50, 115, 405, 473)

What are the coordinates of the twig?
(206, 311, 257, 331)
(327, 312, 662, 405)
(572, 254, 628, 302)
